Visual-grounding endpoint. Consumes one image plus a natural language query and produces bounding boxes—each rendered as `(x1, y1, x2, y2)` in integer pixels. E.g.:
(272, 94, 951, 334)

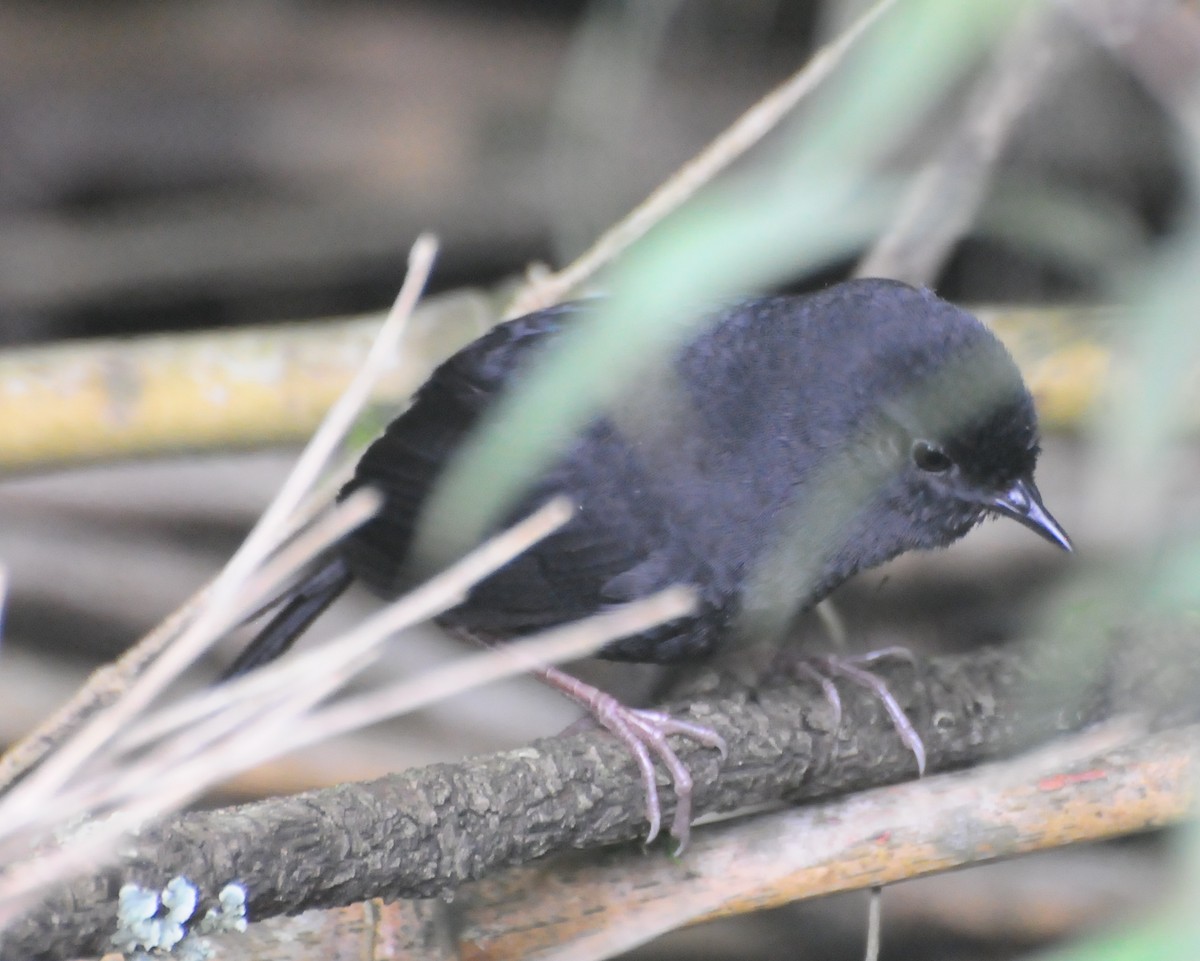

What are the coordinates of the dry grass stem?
(229, 487, 383, 624)
(0, 584, 204, 793)
(101, 583, 692, 821)
(109, 496, 573, 763)
(0, 236, 438, 855)
(0, 525, 695, 919)
(0, 496, 577, 911)
(284, 584, 696, 749)
(0, 484, 373, 793)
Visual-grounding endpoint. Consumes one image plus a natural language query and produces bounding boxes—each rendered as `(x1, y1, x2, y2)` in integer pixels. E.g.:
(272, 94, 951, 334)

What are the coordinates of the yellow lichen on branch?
(982, 305, 1118, 432)
(0, 291, 495, 472)
(0, 299, 1188, 474)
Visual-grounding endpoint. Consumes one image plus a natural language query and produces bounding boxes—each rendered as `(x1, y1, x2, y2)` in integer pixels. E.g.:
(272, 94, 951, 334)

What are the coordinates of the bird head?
(876, 317, 1072, 554)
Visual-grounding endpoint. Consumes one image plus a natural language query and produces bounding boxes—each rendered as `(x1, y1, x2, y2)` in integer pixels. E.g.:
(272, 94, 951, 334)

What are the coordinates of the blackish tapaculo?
(225, 278, 1071, 849)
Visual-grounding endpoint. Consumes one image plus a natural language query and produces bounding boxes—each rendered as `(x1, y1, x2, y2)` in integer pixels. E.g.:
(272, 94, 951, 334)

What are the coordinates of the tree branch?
(0, 302, 1149, 472)
(0, 289, 497, 472)
(5, 617, 1197, 961)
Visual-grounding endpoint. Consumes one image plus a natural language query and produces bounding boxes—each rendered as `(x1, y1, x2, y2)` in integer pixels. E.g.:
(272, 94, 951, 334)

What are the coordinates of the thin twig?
(864, 888, 882, 961)
(504, 0, 900, 317)
(103, 586, 692, 835)
(0, 583, 202, 793)
(0, 498, 576, 911)
(281, 585, 695, 750)
(105, 498, 573, 763)
(0, 583, 693, 920)
(228, 487, 381, 623)
(0, 485, 369, 795)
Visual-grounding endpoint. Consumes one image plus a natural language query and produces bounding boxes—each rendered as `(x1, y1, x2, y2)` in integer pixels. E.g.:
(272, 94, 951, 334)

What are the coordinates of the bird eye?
(912, 440, 953, 473)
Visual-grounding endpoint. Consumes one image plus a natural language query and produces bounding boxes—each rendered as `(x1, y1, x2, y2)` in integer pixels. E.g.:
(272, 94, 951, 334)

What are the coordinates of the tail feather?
(221, 554, 353, 680)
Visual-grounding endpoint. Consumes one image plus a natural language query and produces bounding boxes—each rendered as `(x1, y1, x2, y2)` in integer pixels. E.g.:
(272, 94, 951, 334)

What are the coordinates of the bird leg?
(535, 665, 727, 852)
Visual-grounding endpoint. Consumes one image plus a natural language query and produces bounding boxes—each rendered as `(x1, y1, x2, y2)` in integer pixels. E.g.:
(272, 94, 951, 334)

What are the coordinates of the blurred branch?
(0, 236, 438, 805)
(0, 581, 207, 794)
(5, 618, 1199, 960)
(0, 288, 496, 472)
(504, 0, 900, 317)
(1, 5, 1195, 960)
(0, 301, 1158, 474)
(1062, 0, 1200, 136)
(977, 304, 1119, 431)
(4, 0, 1180, 476)
(856, 2, 1075, 283)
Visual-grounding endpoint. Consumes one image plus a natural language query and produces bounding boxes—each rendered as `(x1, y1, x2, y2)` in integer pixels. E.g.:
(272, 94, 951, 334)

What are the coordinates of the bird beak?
(987, 477, 1072, 552)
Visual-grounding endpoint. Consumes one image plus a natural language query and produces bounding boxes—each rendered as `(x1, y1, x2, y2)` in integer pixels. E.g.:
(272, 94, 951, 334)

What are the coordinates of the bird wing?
(342, 302, 581, 597)
(342, 301, 714, 652)
(469, 464, 692, 614)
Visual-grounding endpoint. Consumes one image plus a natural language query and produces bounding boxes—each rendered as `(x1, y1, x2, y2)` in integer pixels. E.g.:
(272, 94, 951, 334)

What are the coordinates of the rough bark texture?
(6, 617, 1198, 961)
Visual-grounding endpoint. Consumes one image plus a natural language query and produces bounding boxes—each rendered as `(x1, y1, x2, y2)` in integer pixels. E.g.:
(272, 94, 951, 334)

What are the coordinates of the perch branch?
(5, 616, 1198, 961)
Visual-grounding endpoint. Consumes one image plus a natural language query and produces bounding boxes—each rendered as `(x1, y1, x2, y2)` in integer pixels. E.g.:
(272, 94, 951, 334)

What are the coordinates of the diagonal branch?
(856, 2, 1077, 283)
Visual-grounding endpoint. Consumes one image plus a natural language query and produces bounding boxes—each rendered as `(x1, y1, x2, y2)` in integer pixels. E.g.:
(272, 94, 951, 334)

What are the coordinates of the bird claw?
(819, 655, 926, 775)
(790, 661, 844, 732)
(590, 702, 727, 851)
(539, 667, 726, 852)
(844, 645, 919, 669)
(787, 648, 926, 775)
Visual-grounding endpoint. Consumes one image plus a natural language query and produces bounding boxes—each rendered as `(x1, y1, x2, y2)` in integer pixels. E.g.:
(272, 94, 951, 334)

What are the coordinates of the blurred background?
(0, 1, 1193, 958)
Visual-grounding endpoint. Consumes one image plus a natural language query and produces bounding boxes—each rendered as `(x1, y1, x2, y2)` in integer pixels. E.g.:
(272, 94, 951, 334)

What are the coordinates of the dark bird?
(224, 278, 1071, 849)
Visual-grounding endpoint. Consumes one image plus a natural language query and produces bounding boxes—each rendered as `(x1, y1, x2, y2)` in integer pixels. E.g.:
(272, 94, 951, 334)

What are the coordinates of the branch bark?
(4, 616, 1197, 961)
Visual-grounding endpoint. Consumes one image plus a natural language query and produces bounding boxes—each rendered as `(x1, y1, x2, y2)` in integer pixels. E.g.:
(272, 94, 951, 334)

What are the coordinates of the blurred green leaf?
(414, 0, 1037, 569)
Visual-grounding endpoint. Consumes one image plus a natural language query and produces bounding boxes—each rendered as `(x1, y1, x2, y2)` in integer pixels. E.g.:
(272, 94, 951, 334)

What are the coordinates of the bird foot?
(788, 647, 926, 775)
(537, 665, 727, 852)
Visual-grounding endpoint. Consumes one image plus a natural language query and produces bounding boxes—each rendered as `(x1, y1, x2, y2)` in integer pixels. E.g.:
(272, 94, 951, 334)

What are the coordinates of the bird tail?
(220, 554, 353, 680)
